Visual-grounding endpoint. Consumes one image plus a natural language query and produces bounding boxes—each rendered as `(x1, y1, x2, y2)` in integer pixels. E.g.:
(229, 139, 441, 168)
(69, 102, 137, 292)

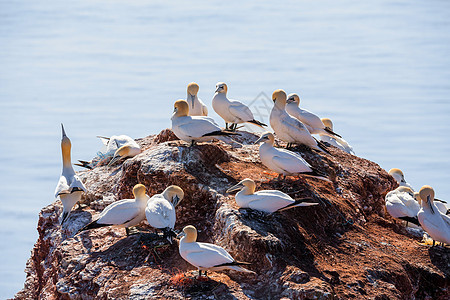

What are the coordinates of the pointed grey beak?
(215, 86, 221, 93)
(176, 232, 186, 239)
(226, 183, 244, 194)
(107, 155, 122, 167)
(172, 195, 182, 207)
(190, 94, 195, 108)
(61, 123, 67, 138)
(427, 195, 435, 214)
(254, 136, 266, 144)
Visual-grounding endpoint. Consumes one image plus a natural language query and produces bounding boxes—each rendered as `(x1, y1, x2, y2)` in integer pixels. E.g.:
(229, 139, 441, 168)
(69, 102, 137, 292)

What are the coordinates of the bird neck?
(61, 143, 72, 168)
(238, 185, 255, 196)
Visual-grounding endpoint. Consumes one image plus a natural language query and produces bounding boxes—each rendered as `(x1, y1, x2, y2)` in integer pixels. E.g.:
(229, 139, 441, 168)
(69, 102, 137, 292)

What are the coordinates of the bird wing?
(249, 192, 293, 212)
(177, 117, 221, 138)
(272, 154, 312, 174)
(385, 194, 411, 218)
(441, 213, 450, 227)
(145, 199, 175, 229)
(97, 199, 141, 225)
(228, 100, 254, 122)
(186, 242, 234, 268)
(54, 175, 70, 197)
(69, 174, 86, 192)
(298, 108, 324, 129)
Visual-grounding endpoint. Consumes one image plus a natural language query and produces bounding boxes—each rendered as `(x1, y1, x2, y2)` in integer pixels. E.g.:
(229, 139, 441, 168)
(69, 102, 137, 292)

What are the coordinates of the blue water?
(1, 1, 449, 298)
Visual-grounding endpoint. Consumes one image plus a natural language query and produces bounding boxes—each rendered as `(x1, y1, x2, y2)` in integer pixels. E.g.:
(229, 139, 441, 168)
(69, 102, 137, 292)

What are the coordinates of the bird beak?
(254, 136, 266, 144)
(427, 195, 435, 214)
(215, 86, 221, 93)
(107, 155, 121, 167)
(176, 232, 186, 239)
(286, 97, 293, 103)
(226, 183, 244, 194)
(61, 123, 67, 138)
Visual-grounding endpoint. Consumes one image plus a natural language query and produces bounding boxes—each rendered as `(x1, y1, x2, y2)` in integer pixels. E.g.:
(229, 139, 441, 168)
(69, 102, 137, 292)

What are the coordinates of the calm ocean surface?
(1, 0, 449, 297)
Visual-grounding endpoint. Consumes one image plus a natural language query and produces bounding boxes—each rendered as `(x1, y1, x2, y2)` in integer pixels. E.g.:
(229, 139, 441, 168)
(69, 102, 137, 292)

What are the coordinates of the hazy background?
(1, 0, 449, 298)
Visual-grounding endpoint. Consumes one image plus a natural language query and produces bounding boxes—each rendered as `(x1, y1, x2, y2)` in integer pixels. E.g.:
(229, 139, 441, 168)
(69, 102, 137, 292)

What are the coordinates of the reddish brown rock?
(15, 130, 449, 299)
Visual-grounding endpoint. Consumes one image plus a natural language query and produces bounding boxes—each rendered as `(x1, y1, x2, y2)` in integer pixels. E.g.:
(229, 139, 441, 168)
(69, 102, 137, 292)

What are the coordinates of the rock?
(15, 129, 449, 299)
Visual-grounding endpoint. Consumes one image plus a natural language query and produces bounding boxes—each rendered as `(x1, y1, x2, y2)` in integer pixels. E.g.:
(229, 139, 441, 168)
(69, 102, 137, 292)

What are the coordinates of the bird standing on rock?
(55, 124, 86, 225)
(270, 89, 329, 153)
(286, 93, 341, 138)
(212, 82, 267, 131)
(186, 82, 208, 116)
(178, 225, 255, 278)
(255, 132, 330, 182)
(171, 99, 238, 146)
(385, 186, 420, 226)
(417, 185, 450, 245)
(145, 185, 184, 241)
(78, 184, 149, 236)
(227, 178, 318, 213)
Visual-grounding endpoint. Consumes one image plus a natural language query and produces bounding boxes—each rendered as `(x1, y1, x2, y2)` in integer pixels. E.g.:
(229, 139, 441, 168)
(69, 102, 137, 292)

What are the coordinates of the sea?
(1, 0, 449, 298)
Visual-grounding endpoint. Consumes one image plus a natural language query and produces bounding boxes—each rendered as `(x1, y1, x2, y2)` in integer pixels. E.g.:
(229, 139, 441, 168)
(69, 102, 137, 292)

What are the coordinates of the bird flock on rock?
(54, 82, 448, 279)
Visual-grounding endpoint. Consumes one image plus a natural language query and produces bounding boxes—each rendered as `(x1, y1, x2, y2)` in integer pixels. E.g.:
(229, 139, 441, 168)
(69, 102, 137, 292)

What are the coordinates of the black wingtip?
(77, 220, 110, 234)
(202, 130, 241, 137)
(316, 140, 331, 154)
(248, 119, 267, 128)
(302, 167, 328, 179)
(324, 127, 342, 138)
(398, 216, 421, 226)
(61, 212, 69, 225)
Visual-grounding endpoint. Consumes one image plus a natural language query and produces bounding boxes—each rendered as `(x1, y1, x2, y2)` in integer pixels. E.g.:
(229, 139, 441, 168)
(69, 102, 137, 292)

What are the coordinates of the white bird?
(226, 178, 318, 213)
(286, 93, 341, 138)
(417, 185, 450, 245)
(55, 124, 87, 225)
(212, 82, 266, 131)
(78, 184, 149, 236)
(415, 192, 449, 216)
(75, 135, 141, 169)
(385, 186, 420, 226)
(388, 168, 414, 191)
(145, 185, 184, 240)
(270, 89, 328, 153)
(171, 99, 238, 146)
(255, 132, 330, 181)
(178, 225, 255, 277)
(186, 82, 208, 116)
(319, 118, 354, 155)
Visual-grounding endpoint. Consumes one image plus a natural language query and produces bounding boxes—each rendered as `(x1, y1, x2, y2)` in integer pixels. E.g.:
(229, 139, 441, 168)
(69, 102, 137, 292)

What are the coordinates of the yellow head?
(60, 124, 72, 163)
(181, 225, 197, 243)
(419, 185, 435, 203)
(254, 132, 275, 145)
(133, 184, 147, 198)
(227, 178, 256, 195)
(187, 82, 199, 96)
(272, 89, 287, 108)
(414, 192, 421, 205)
(162, 185, 184, 206)
(173, 99, 190, 117)
(396, 186, 414, 197)
(321, 118, 333, 131)
(286, 93, 300, 106)
(388, 168, 406, 184)
(215, 82, 228, 94)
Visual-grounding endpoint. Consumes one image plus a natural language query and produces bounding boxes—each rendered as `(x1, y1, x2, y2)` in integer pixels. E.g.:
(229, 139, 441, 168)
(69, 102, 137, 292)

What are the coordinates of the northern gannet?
(270, 89, 328, 153)
(186, 82, 208, 116)
(417, 186, 450, 245)
(286, 93, 341, 138)
(145, 185, 184, 240)
(388, 168, 414, 191)
(385, 186, 420, 226)
(415, 192, 449, 216)
(78, 184, 149, 236)
(178, 225, 255, 277)
(171, 99, 238, 146)
(226, 178, 318, 213)
(255, 132, 330, 181)
(55, 124, 87, 225)
(212, 82, 267, 131)
(75, 135, 141, 169)
(319, 118, 355, 155)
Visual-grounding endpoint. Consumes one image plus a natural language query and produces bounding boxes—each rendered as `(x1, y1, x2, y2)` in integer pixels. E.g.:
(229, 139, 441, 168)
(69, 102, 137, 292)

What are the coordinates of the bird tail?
(74, 160, 93, 169)
(77, 220, 109, 234)
(398, 216, 421, 226)
(312, 138, 331, 155)
(247, 119, 267, 128)
(215, 261, 255, 274)
(324, 127, 342, 138)
(61, 211, 69, 225)
(278, 198, 319, 211)
(202, 130, 241, 137)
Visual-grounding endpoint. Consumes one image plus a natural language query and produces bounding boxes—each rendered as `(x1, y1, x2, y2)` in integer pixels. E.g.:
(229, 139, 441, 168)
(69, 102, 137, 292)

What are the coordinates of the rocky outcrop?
(15, 129, 449, 299)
